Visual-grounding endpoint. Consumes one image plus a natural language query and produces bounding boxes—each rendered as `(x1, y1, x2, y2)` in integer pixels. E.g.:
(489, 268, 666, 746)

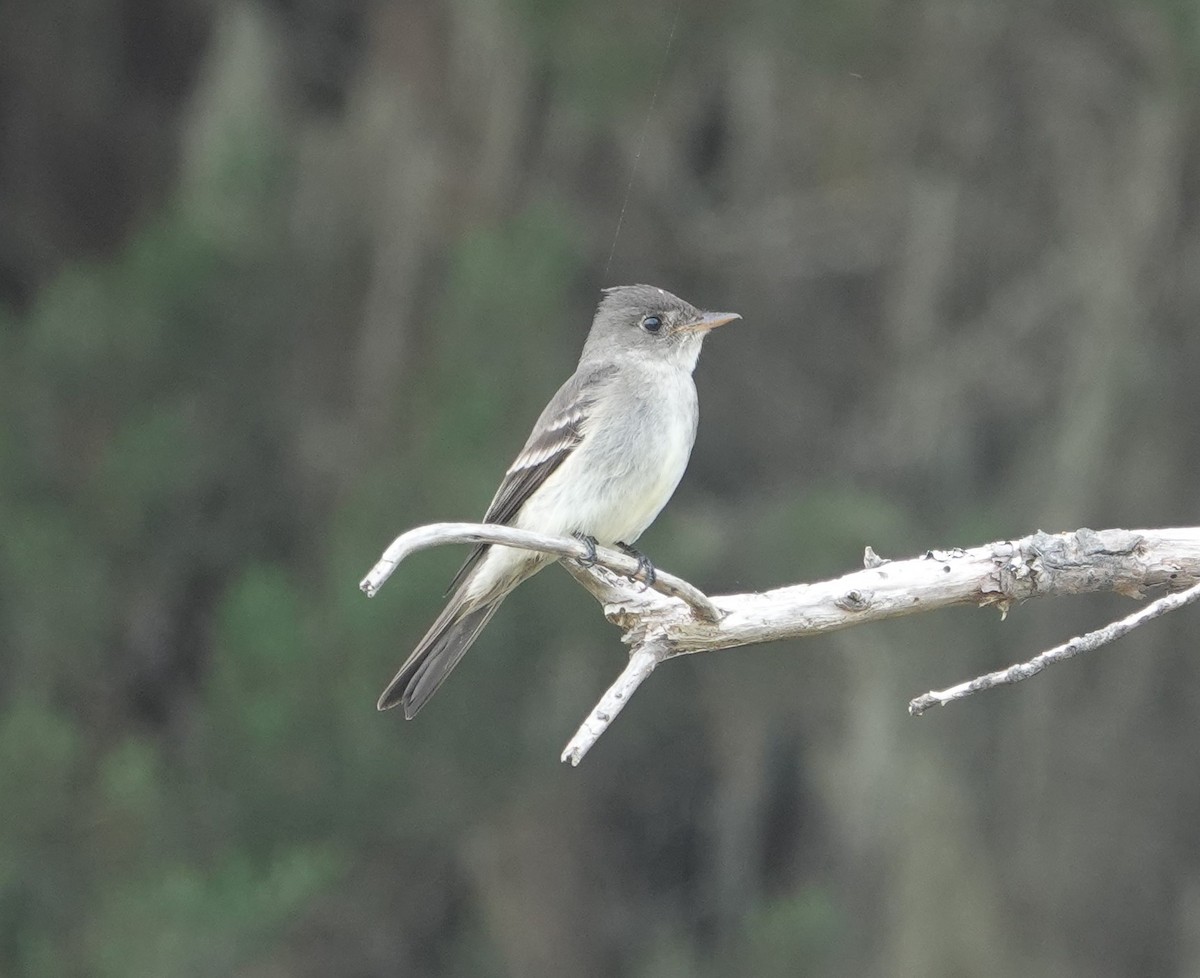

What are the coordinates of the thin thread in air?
(603, 0, 683, 280)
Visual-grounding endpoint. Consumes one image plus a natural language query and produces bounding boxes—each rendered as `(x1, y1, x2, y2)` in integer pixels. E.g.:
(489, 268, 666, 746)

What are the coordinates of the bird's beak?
(680, 311, 741, 334)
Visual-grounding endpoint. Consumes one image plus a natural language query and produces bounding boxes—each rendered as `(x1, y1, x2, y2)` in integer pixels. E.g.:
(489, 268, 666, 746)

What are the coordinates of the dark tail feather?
(376, 594, 504, 718)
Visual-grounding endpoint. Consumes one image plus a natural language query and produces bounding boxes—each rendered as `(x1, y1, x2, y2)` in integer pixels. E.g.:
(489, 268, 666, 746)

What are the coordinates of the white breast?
(515, 361, 699, 545)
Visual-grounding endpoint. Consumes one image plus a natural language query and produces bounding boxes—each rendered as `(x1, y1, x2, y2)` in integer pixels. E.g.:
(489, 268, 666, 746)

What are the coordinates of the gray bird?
(378, 284, 739, 717)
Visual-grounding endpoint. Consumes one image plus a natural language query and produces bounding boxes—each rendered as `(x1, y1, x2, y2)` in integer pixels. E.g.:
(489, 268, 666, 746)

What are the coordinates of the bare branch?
(359, 525, 1200, 764)
(561, 637, 670, 766)
(359, 521, 721, 620)
(909, 579, 1200, 715)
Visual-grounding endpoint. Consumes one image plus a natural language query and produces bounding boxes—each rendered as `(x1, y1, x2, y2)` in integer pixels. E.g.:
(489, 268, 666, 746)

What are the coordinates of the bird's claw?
(617, 542, 656, 589)
(573, 533, 600, 568)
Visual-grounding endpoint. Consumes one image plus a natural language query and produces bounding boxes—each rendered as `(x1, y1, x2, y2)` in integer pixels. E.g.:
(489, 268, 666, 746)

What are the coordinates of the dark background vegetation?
(3, 0, 1200, 974)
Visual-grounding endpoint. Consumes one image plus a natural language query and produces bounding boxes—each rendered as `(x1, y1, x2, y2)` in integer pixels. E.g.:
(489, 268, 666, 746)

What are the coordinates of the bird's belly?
(583, 433, 691, 542)
(516, 374, 698, 545)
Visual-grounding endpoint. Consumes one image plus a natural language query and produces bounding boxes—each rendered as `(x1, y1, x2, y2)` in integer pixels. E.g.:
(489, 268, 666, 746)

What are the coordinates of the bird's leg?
(573, 532, 600, 568)
(617, 542, 656, 589)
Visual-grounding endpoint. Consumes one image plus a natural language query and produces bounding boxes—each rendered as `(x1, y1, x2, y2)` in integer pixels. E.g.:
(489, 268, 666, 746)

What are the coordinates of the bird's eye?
(641, 315, 663, 333)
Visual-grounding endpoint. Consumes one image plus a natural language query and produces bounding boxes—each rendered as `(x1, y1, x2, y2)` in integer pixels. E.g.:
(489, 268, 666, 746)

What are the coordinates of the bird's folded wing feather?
(444, 363, 618, 593)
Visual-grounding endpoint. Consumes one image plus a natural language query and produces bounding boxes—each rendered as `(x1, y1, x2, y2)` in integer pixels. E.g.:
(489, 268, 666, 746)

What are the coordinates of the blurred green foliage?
(740, 888, 843, 976)
(3, 0, 1198, 974)
(0, 85, 609, 975)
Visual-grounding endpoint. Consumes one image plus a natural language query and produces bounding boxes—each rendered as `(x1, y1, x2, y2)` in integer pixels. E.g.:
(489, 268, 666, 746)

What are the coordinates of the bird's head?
(582, 284, 740, 371)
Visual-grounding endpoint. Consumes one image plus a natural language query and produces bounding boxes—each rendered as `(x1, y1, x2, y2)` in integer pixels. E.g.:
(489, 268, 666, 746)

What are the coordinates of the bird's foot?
(573, 532, 600, 568)
(617, 542, 656, 589)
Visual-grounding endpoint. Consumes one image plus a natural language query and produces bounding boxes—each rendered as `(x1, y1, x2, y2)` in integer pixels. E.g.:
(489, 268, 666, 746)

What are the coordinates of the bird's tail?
(376, 588, 505, 718)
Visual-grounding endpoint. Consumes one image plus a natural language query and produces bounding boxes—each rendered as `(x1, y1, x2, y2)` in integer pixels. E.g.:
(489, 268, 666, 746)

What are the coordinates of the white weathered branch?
(560, 637, 670, 766)
(909, 579, 1200, 714)
(360, 525, 1200, 764)
(359, 521, 720, 620)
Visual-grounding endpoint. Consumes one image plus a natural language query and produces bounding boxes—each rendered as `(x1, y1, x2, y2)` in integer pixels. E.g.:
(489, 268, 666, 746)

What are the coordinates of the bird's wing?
(444, 363, 618, 594)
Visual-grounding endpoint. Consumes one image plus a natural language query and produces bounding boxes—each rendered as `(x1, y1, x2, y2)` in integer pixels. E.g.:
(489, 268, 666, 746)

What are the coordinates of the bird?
(377, 284, 739, 717)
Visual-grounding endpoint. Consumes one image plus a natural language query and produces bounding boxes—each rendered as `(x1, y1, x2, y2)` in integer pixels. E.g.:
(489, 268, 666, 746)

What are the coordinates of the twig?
(909, 579, 1200, 715)
(359, 521, 721, 621)
(560, 637, 670, 766)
